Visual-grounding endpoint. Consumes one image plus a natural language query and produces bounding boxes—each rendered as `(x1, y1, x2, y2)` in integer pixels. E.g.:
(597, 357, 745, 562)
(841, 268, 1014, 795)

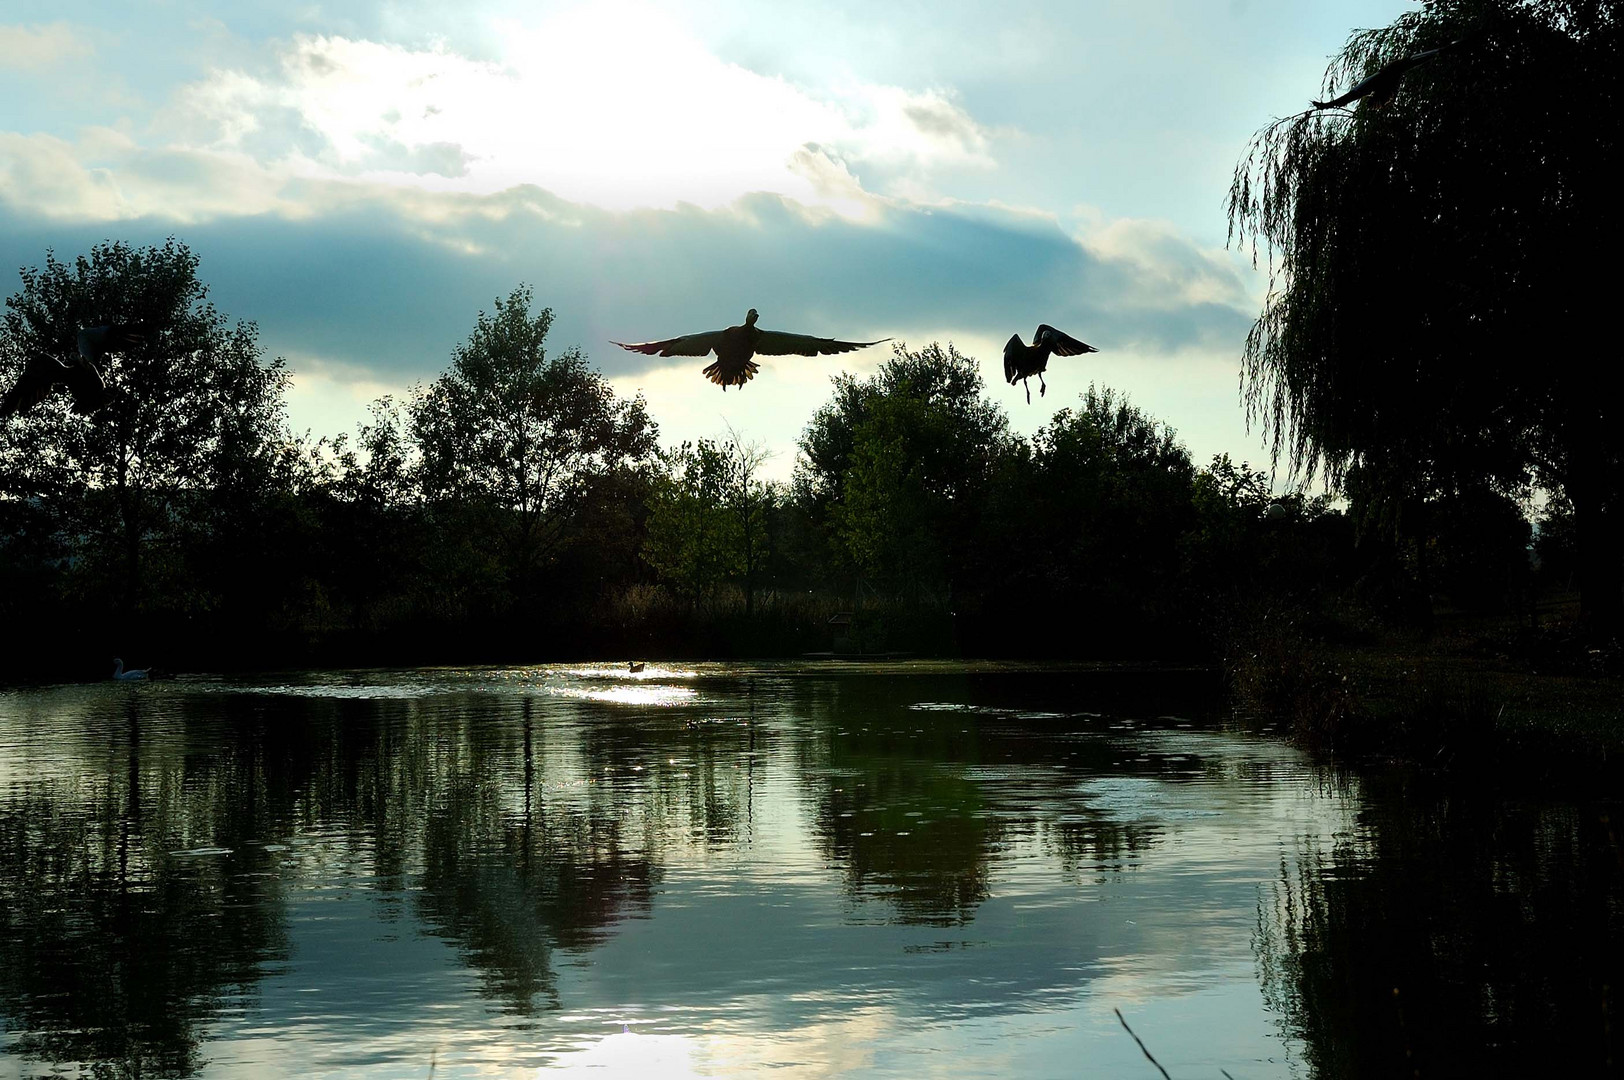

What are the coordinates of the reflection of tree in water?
(0, 699, 291, 1078)
(1255, 773, 1623, 1077)
(1040, 815, 1160, 877)
(814, 758, 998, 926)
(413, 708, 658, 1014)
(407, 698, 768, 1015)
(798, 675, 1187, 927)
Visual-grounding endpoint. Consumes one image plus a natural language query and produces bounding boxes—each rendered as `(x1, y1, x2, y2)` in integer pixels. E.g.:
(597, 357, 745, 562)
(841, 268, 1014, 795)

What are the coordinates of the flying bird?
(1312, 42, 1460, 110)
(1004, 325, 1098, 403)
(613, 309, 889, 390)
(0, 323, 148, 418)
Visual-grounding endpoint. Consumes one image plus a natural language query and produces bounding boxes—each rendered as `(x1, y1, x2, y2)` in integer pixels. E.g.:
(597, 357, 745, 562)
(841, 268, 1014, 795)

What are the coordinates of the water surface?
(0, 663, 1617, 1077)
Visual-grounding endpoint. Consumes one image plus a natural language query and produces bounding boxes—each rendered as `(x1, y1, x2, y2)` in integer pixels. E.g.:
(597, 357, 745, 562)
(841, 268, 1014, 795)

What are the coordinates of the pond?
(0, 663, 1617, 1078)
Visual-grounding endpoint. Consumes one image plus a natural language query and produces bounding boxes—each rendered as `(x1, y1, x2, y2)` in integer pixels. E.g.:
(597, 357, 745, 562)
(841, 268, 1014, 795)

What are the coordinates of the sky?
(0, 0, 1410, 480)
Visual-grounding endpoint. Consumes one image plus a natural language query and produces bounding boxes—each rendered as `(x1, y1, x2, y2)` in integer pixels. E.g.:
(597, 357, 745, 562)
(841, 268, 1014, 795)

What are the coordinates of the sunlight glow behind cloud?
(149, 1, 992, 217)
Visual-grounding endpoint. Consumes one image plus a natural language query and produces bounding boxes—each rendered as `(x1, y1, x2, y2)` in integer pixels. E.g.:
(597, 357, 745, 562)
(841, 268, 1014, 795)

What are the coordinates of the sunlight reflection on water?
(542, 681, 700, 707)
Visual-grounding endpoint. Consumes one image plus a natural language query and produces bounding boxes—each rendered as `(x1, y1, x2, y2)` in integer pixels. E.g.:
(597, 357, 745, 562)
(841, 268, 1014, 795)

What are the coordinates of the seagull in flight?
(1003, 325, 1098, 403)
(0, 323, 148, 418)
(613, 309, 889, 390)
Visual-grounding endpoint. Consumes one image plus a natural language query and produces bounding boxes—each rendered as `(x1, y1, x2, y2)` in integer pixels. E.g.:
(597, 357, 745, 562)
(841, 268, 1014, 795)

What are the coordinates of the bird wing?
(0, 355, 67, 418)
(612, 331, 727, 358)
(1035, 325, 1097, 356)
(751, 331, 890, 357)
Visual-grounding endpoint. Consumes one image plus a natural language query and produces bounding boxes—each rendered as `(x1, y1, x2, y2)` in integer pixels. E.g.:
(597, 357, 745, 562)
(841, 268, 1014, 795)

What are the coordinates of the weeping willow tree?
(1228, 0, 1623, 630)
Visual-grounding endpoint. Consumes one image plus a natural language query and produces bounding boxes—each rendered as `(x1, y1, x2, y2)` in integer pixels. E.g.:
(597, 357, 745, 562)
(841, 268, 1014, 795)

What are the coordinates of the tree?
(796, 342, 1010, 602)
(0, 239, 292, 638)
(642, 439, 745, 606)
(1228, 1, 1623, 631)
(983, 385, 1197, 653)
(410, 286, 658, 600)
(720, 424, 774, 618)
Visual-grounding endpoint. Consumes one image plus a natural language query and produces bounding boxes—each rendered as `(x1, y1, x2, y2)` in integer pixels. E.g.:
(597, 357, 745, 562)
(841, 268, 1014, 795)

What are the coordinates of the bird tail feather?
(702, 358, 759, 388)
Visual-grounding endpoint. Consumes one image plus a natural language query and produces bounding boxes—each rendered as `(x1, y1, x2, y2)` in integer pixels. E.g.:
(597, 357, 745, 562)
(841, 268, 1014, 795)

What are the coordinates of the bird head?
(745, 308, 759, 326)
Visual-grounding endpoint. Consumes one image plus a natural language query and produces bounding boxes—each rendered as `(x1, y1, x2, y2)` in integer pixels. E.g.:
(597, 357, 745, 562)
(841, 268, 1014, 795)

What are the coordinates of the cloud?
(0, 170, 1257, 479)
(136, 5, 999, 216)
(0, 22, 91, 71)
(0, 4, 1262, 477)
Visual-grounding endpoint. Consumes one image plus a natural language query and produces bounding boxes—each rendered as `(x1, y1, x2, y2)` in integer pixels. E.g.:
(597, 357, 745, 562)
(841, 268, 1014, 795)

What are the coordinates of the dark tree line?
(0, 238, 1552, 679)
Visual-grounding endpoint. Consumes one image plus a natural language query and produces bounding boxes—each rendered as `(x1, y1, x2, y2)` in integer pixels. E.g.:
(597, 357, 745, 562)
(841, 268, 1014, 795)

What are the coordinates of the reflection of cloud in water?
(544, 1030, 702, 1078)
(542, 1006, 897, 1078)
(1074, 776, 1165, 819)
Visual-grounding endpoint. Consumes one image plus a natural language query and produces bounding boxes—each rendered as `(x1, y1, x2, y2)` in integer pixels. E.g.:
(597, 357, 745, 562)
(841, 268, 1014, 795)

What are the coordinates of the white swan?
(112, 658, 149, 681)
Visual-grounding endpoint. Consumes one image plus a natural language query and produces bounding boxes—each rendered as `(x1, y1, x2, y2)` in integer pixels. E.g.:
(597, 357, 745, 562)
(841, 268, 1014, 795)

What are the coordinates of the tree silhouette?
(643, 438, 747, 607)
(0, 239, 292, 640)
(1228, 1, 1623, 631)
(410, 286, 658, 598)
(797, 342, 1010, 605)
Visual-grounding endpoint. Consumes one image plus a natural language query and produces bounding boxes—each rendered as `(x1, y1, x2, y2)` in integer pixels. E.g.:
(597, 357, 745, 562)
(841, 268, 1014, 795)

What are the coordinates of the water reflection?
(0, 664, 1616, 1077)
(1255, 771, 1623, 1077)
(0, 695, 290, 1077)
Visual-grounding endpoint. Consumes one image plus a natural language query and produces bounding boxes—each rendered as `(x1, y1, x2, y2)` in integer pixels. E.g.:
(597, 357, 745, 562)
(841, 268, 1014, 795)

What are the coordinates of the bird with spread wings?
(613, 308, 889, 390)
(1003, 324, 1098, 403)
(1, 324, 149, 419)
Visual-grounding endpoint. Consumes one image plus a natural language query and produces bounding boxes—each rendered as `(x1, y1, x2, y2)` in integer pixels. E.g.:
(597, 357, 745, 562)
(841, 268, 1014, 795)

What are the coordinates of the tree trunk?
(115, 433, 142, 622)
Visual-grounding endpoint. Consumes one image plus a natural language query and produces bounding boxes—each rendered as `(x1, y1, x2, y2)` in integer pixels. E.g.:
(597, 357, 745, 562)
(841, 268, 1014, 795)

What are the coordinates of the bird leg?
(1039, 373, 1047, 397)
(1024, 379, 1031, 404)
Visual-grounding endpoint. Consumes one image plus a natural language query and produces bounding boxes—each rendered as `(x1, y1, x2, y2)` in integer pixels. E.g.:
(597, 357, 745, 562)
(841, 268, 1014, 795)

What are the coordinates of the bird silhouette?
(0, 323, 148, 418)
(1312, 42, 1459, 110)
(613, 309, 889, 390)
(1003, 325, 1097, 403)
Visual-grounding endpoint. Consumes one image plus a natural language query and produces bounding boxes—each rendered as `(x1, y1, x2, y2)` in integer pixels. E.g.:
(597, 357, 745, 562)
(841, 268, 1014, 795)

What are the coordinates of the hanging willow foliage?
(1225, 1, 1621, 496)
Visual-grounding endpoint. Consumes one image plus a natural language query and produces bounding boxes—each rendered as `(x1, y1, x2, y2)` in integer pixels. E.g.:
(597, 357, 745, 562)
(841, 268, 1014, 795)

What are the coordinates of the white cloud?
(0, 129, 296, 222)
(0, 22, 91, 71)
(149, 2, 996, 215)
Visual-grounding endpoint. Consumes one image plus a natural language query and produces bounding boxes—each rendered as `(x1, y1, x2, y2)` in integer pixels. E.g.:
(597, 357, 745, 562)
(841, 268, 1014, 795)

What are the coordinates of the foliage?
(1227, 0, 1623, 628)
(978, 386, 1199, 654)
(797, 342, 1009, 602)
(0, 238, 292, 643)
(409, 286, 658, 598)
(0, 240, 1554, 673)
(643, 439, 747, 602)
